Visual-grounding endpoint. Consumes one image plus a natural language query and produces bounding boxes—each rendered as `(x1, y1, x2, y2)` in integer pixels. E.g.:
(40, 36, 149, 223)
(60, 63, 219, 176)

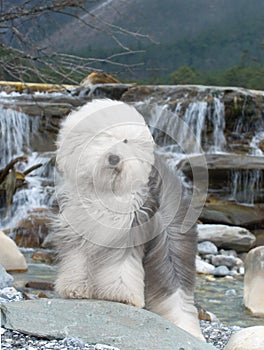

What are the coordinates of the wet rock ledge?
(0, 299, 214, 350)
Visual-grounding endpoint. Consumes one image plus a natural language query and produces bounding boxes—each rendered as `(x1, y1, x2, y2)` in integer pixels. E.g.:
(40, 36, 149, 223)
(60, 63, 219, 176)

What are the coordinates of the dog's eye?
(123, 139, 128, 144)
(108, 154, 120, 166)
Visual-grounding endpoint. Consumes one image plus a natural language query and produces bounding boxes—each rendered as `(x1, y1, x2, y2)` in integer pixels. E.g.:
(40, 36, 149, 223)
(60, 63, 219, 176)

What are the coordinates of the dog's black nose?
(108, 154, 120, 166)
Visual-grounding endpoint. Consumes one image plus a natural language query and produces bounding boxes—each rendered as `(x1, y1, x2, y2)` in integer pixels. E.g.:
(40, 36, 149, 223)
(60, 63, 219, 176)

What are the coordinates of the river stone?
(197, 224, 256, 252)
(210, 255, 240, 268)
(0, 264, 13, 289)
(244, 246, 264, 316)
(0, 231, 27, 272)
(197, 241, 218, 255)
(219, 249, 238, 257)
(224, 326, 264, 350)
(212, 266, 230, 277)
(13, 210, 50, 248)
(196, 258, 215, 274)
(0, 299, 215, 350)
(200, 203, 264, 231)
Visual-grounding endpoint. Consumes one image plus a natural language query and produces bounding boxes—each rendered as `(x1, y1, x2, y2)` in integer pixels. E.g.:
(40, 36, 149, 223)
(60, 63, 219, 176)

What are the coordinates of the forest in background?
(0, 0, 264, 89)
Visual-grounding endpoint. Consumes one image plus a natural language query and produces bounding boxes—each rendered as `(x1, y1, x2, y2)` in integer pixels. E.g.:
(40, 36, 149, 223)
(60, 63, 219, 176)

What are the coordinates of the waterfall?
(0, 106, 55, 230)
(0, 106, 31, 168)
(136, 94, 263, 206)
(146, 96, 226, 155)
(209, 97, 226, 153)
(250, 131, 264, 156)
(230, 169, 263, 205)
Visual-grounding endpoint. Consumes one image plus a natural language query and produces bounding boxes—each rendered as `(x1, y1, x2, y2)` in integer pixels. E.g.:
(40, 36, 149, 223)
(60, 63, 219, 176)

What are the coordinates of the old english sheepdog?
(53, 99, 203, 339)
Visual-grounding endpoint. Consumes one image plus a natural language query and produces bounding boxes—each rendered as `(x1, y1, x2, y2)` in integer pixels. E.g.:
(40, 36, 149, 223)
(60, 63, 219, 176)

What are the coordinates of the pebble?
(0, 287, 23, 303)
(0, 321, 238, 350)
(0, 330, 121, 350)
(196, 241, 245, 277)
(201, 321, 242, 349)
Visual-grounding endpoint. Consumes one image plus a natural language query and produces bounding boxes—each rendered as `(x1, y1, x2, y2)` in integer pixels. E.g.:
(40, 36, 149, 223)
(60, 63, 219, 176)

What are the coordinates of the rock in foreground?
(0, 299, 215, 350)
(244, 246, 264, 316)
(224, 326, 264, 350)
(0, 231, 27, 272)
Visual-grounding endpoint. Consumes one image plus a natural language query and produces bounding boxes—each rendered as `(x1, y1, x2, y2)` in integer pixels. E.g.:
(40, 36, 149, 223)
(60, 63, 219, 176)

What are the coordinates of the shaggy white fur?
(53, 99, 204, 340)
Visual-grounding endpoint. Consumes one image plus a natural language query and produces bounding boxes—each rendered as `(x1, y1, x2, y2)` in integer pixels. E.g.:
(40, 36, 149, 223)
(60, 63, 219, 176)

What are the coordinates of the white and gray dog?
(53, 99, 203, 339)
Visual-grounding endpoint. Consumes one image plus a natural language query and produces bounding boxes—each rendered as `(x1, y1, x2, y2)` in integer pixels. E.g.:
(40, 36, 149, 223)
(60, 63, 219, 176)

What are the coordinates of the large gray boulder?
(0, 299, 215, 350)
(197, 224, 256, 252)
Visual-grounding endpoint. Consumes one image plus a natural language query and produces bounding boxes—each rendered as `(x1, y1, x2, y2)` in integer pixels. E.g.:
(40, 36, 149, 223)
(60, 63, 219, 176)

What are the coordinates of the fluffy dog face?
(56, 100, 154, 214)
(83, 124, 154, 197)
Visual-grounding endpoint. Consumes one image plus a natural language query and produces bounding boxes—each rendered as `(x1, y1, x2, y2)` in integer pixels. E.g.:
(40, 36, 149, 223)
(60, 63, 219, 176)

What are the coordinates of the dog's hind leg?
(146, 285, 203, 340)
(144, 227, 204, 340)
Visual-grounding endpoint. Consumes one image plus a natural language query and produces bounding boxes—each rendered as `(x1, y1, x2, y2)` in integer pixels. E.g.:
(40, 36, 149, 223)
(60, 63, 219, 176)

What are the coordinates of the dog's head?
(56, 100, 154, 201)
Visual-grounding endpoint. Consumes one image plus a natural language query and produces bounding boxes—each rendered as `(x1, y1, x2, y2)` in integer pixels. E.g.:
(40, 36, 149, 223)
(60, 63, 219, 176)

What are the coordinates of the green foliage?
(170, 66, 201, 85)
(221, 65, 264, 90)
(168, 64, 264, 90)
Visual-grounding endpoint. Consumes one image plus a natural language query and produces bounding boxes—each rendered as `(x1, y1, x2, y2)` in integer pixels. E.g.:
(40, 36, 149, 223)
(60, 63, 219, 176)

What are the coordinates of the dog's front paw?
(95, 286, 145, 308)
(120, 294, 145, 308)
(55, 280, 92, 299)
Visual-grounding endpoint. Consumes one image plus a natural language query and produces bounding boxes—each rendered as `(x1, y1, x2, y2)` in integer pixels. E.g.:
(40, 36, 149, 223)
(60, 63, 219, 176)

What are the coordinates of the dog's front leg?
(93, 247, 145, 308)
(55, 247, 94, 299)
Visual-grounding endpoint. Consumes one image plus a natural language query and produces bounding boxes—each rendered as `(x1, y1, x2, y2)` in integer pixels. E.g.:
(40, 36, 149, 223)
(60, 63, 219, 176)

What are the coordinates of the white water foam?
(0, 106, 55, 229)
(147, 97, 226, 158)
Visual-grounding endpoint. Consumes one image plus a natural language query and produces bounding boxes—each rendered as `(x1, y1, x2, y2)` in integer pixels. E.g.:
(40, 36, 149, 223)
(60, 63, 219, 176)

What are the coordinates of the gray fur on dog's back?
(142, 155, 197, 305)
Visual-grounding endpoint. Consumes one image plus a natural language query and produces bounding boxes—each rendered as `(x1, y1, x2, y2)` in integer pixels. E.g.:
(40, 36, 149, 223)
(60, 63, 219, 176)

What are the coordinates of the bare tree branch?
(0, 1, 84, 23)
(0, 0, 151, 84)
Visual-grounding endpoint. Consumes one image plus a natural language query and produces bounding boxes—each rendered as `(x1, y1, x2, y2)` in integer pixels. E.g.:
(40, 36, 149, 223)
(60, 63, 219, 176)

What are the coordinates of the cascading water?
(136, 93, 263, 206)
(230, 169, 263, 205)
(145, 96, 227, 154)
(0, 106, 31, 168)
(209, 97, 226, 153)
(250, 131, 264, 156)
(139, 96, 227, 165)
(0, 104, 55, 230)
(229, 130, 264, 205)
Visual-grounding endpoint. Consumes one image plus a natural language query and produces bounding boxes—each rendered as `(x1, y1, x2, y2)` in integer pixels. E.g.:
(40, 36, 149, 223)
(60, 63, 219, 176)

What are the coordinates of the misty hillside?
(42, 0, 264, 79)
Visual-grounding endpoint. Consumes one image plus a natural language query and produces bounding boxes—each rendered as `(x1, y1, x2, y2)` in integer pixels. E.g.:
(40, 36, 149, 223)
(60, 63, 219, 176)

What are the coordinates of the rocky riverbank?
(0, 221, 263, 349)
